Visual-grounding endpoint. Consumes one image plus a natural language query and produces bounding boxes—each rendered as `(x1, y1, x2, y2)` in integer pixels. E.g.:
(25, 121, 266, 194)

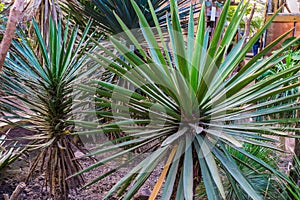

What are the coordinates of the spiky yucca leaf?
(287, 155, 300, 199)
(0, 19, 96, 199)
(0, 133, 25, 170)
(62, 0, 194, 36)
(72, 0, 300, 199)
(224, 143, 285, 200)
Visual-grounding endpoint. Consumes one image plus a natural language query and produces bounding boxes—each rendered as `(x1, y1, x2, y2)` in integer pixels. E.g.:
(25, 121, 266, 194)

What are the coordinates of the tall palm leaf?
(0, 19, 95, 199)
(72, 0, 300, 199)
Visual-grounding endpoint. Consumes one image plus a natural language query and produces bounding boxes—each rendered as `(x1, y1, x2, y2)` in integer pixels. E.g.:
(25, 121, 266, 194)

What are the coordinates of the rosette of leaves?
(0, 19, 95, 199)
(73, 0, 300, 199)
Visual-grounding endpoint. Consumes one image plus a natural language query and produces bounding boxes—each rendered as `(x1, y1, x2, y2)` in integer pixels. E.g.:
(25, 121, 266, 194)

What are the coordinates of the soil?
(0, 155, 160, 200)
(0, 128, 162, 200)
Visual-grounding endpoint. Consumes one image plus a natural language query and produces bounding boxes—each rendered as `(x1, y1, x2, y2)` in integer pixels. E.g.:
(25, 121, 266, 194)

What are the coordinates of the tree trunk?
(243, 3, 256, 46)
(0, 0, 27, 71)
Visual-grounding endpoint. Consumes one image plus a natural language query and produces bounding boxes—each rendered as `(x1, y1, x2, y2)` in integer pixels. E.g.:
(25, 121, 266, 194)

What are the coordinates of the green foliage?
(70, 0, 300, 199)
(0, 2, 6, 39)
(228, 0, 265, 34)
(0, 134, 25, 170)
(225, 143, 284, 199)
(0, 3, 4, 12)
(196, 143, 285, 199)
(286, 155, 300, 199)
(0, 19, 95, 199)
(282, 37, 300, 51)
(63, 0, 192, 36)
(256, 49, 300, 121)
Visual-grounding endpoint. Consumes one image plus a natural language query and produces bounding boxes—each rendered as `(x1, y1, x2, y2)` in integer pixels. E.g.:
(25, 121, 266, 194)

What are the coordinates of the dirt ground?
(0, 128, 162, 200)
(0, 149, 163, 200)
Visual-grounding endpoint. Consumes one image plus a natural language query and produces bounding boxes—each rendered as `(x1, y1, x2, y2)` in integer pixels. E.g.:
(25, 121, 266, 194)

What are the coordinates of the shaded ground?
(0, 128, 161, 200)
(0, 150, 161, 200)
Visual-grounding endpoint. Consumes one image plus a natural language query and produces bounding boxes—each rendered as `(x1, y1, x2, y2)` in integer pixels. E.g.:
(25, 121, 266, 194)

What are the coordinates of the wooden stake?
(3, 194, 9, 200)
(3, 182, 26, 200)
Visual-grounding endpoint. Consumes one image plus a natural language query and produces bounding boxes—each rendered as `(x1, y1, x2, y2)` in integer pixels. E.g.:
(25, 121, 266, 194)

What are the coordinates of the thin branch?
(0, 0, 27, 71)
(243, 3, 256, 46)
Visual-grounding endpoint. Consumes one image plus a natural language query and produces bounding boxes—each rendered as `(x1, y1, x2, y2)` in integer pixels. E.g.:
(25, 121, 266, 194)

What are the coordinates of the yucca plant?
(63, 0, 193, 37)
(0, 19, 95, 199)
(72, 0, 300, 199)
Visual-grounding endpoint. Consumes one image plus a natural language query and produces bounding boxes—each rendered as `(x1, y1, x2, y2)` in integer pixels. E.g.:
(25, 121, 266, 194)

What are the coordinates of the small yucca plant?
(72, 0, 300, 199)
(0, 19, 95, 199)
